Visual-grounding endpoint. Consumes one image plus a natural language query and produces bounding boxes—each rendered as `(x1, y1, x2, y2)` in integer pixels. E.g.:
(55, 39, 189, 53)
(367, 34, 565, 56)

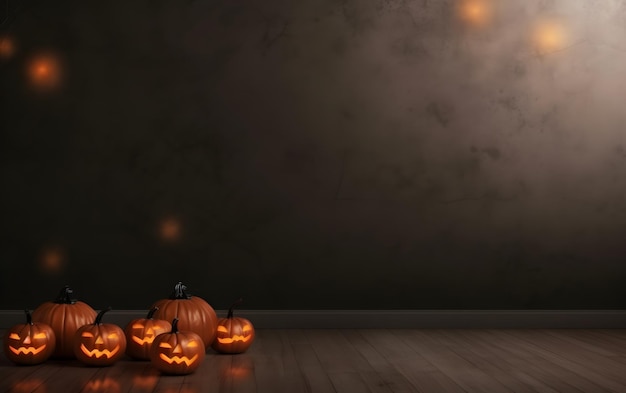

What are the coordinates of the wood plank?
(482, 330, 611, 393)
(285, 329, 337, 393)
(398, 330, 512, 393)
(433, 329, 559, 393)
(501, 330, 626, 391)
(249, 329, 308, 393)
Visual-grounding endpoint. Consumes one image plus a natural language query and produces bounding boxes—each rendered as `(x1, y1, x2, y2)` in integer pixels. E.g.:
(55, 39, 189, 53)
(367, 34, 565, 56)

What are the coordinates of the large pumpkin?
(31, 285, 97, 358)
(151, 282, 217, 349)
(3, 310, 56, 365)
(124, 306, 171, 360)
(212, 298, 255, 354)
(150, 318, 205, 375)
(74, 307, 126, 366)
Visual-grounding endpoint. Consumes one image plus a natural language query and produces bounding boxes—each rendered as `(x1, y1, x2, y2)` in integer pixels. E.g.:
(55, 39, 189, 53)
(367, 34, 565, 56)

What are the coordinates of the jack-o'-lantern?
(150, 318, 205, 375)
(74, 307, 126, 366)
(32, 285, 97, 358)
(212, 298, 255, 354)
(151, 282, 218, 348)
(3, 310, 56, 365)
(124, 306, 171, 360)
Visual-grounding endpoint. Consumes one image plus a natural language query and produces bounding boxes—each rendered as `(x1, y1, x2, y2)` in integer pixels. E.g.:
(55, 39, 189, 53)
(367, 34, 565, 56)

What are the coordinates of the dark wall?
(1, 0, 626, 310)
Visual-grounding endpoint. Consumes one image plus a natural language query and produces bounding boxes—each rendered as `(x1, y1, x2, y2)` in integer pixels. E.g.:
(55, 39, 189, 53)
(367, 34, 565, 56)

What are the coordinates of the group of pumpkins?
(2, 282, 255, 375)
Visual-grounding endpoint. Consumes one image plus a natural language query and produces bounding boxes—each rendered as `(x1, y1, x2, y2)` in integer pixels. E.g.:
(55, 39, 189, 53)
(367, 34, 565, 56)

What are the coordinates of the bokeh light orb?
(533, 18, 567, 54)
(457, 0, 492, 28)
(39, 246, 66, 275)
(0, 35, 15, 59)
(27, 53, 62, 90)
(159, 217, 182, 242)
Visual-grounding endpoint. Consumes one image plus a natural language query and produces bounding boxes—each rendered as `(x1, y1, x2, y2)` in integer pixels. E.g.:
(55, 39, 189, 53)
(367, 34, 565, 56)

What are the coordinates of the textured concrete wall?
(1, 0, 626, 309)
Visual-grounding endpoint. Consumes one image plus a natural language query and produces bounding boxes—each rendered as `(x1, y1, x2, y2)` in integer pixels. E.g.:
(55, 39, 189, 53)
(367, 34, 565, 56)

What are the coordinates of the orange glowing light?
(39, 247, 65, 274)
(533, 19, 567, 54)
(0, 36, 15, 59)
(28, 54, 62, 90)
(132, 374, 159, 390)
(11, 379, 47, 393)
(83, 377, 120, 393)
(458, 0, 492, 27)
(160, 218, 181, 241)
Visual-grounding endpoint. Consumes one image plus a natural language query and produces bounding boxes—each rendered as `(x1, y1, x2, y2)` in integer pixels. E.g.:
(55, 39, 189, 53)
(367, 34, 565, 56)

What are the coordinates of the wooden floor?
(2, 329, 626, 392)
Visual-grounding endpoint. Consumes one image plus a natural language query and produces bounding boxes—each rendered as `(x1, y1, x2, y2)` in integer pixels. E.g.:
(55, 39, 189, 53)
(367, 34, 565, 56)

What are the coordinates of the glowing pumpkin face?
(212, 298, 255, 354)
(124, 307, 171, 360)
(74, 307, 126, 366)
(151, 282, 218, 348)
(150, 318, 205, 375)
(3, 310, 55, 365)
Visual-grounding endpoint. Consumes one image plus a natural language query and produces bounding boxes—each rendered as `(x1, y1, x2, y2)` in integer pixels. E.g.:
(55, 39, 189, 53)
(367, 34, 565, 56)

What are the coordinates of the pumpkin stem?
(171, 318, 179, 333)
(146, 306, 159, 319)
(94, 306, 112, 324)
(227, 298, 244, 319)
(170, 281, 191, 299)
(24, 309, 33, 325)
(54, 285, 77, 304)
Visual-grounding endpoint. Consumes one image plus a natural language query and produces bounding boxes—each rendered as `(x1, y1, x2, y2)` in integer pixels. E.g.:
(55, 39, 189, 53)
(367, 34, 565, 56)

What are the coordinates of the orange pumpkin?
(212, 299, 255, 354)
(151, 282, 217, 349)
(124, 306, 171, 360)
(3, 310, 56, 365)
(32, 285, 96, 358)
(74, 307, 126, 366)
(150, 318, 205, 375)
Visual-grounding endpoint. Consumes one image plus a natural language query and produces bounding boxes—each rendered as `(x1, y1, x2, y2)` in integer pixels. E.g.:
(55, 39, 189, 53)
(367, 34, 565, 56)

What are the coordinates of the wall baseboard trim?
(2, 310, 626, 329)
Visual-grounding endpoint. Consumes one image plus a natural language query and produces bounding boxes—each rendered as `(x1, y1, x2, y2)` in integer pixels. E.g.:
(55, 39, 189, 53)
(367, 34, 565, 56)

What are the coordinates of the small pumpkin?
(212, 298, 255, 354)
(3, 310, 56, 365)
(150, 318, 205, 375)
(151, 282, 218, 348)
(124, 306, 171, 360)
(31, 285, 97, 358)
(74, 307, 126, 366)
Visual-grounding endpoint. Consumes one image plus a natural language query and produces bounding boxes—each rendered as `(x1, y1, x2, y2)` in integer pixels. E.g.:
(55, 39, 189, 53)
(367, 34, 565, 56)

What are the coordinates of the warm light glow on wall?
(533, 19, 567, 54)
(39, 247, 66, 274)
(0, 35, 15, 59)
(28, 53, 62, 90)
(160, 217, 182, 242)
(457, 0, 492, 28)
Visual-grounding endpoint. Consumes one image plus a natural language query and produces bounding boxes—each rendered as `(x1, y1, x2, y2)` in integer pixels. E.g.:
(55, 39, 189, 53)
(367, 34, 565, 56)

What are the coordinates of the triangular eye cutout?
(217, 326, 228, 333)
(159, 342, 172, 348)
(9, 333, 20, 340)
(82, 332, 94, 338)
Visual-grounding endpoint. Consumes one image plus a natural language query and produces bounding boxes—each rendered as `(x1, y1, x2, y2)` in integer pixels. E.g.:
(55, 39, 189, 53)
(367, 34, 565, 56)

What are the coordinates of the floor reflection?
(82, 377, 120, 393)
(9, 378, 46, 393)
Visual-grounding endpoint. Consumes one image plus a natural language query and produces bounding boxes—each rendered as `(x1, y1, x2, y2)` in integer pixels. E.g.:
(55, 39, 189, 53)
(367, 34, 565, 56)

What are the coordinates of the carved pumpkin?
(124, 306, 171, 360)
(3, 310, 56, 365)
(150, 318, 205, 375)
(74, 307, 126, 366)
(151, 282, 218, 348)
(31, 285, 97, 358)
(212, 298, 255, 354)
